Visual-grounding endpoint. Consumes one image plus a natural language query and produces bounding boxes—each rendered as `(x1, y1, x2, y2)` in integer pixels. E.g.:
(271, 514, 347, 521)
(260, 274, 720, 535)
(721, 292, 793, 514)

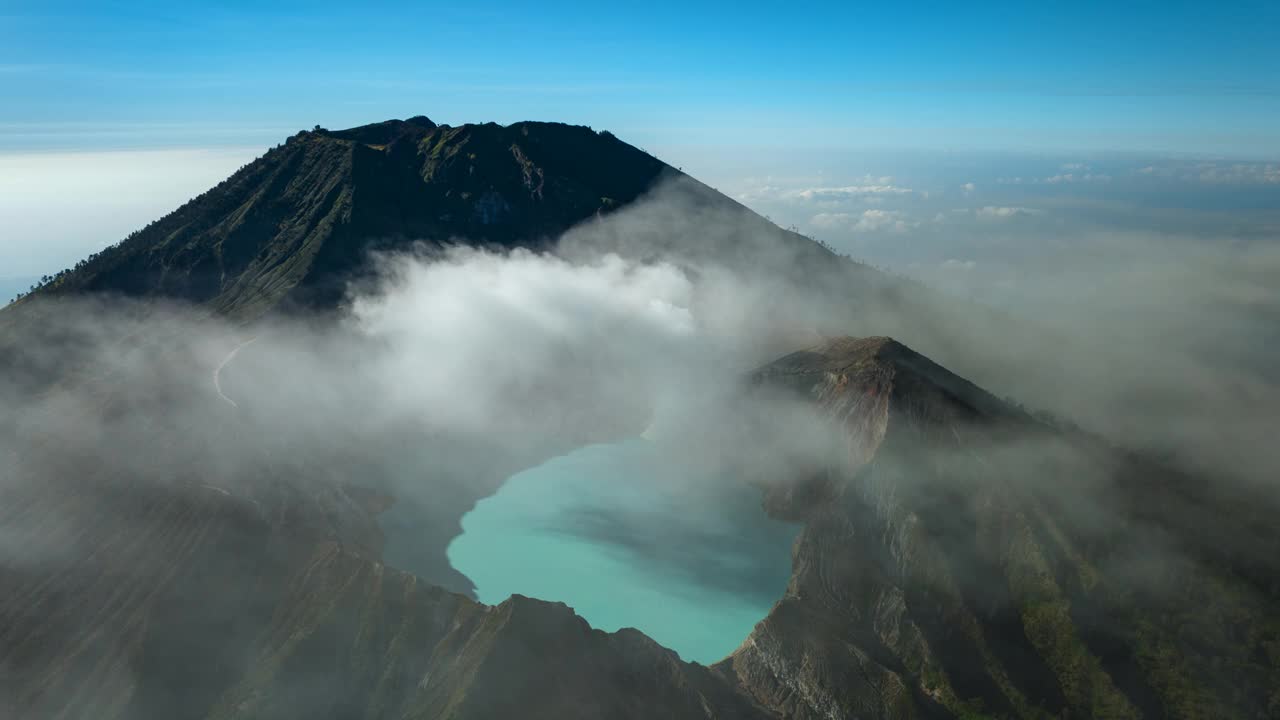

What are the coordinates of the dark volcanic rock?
(28, 119, 688, 318)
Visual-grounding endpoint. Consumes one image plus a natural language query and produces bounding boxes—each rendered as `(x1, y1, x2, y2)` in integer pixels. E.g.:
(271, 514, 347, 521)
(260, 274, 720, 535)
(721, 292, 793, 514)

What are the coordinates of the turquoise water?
(447, 437, 798, 665)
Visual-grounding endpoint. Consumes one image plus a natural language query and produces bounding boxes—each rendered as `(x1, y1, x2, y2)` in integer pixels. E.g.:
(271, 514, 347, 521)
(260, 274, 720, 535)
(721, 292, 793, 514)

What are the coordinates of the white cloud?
(997, 173, 1111, 185)
(853, 209, 910, 233)
(808, 213, 855, 229)
(975, 206, 1039, 219)
(1131, 161, 1279, 184)
(810, 209, 916, 233)
(1044, 172, 1111, 184)
(1197, 163, 1280, 185)
(790, 184, 913, 202)
(737, 175, 913, 205)
(941, 258, 977, 271)
(960, 182, 976, 194)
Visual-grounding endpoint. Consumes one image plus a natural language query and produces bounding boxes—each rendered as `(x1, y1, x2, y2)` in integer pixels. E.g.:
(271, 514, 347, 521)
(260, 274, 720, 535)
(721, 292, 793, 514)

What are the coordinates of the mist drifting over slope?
(0, 184, 840, 607)
(2, 171, 1279, 717)
(2, 174, 1278, 560)
(0, 174, 1274, 572)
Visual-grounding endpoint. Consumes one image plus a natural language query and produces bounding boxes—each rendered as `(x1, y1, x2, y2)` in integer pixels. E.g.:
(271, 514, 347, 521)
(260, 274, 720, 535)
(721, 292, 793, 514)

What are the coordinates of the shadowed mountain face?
(31, 116, 825, 319)
(1, 119, 1277, 720)
(31, 116, 671, 316)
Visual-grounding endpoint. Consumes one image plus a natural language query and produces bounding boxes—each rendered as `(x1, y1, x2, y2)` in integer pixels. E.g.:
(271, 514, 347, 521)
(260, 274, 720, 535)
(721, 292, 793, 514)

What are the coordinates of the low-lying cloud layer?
(1, 170, 1278, 615)
(702, 152, 1280, 485)
(0, 207, 835, 599)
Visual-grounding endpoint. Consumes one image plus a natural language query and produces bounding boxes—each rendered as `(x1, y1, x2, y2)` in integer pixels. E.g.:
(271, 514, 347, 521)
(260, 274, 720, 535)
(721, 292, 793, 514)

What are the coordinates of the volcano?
(1, 119, 1277, 720)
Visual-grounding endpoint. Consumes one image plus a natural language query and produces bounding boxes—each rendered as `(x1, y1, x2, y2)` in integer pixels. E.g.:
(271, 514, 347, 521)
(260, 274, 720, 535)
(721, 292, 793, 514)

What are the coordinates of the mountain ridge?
(1, 117, 1277, 719)
(15, 117, 831, 320)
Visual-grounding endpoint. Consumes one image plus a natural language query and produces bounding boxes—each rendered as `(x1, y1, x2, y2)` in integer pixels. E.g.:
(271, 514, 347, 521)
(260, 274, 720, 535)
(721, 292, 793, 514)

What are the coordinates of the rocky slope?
(722, 337, 1280, 719)
(21, 116, 829, 320)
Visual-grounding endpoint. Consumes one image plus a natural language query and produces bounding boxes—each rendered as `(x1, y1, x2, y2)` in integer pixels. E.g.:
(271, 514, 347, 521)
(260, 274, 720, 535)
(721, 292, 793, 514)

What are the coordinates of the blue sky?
(3, 0, 1280, 303)
(3, 0, 1279, 155)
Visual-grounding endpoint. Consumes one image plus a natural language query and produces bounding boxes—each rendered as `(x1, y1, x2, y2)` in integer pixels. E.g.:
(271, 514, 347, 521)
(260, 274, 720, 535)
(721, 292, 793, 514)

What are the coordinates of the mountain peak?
(315, 115, 439, 145)
(757, 334, 1017, 425)
(23, 117, 690, 318)
(748, 334, 1027, 521)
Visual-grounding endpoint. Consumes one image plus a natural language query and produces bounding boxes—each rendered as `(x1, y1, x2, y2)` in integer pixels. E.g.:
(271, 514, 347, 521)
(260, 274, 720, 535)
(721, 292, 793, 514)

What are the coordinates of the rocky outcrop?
(721, 337, 1280, 720)
(25, 119, 765, 320)
(19, 117, 845, 324)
